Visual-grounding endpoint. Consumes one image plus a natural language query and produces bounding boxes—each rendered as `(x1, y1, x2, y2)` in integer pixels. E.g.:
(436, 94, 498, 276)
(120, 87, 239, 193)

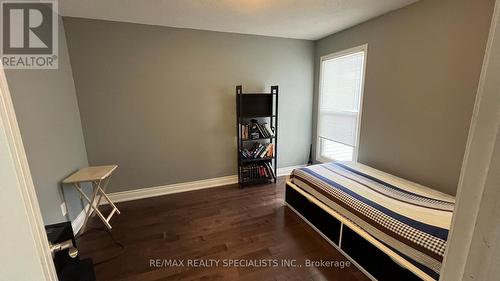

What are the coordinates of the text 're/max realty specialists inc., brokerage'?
(150, 259, 352, 269)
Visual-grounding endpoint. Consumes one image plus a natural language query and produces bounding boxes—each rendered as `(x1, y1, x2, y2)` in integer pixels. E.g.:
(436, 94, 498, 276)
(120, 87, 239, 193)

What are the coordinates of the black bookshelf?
(236, 85, 278, 186)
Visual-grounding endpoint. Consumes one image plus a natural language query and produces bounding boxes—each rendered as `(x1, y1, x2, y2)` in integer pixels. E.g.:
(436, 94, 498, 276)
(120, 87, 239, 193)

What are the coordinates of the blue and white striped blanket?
(290, 161, 455, 280)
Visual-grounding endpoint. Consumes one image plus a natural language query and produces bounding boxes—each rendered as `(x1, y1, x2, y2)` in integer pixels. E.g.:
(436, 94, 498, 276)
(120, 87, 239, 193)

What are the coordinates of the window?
(317, 45, 367, 162)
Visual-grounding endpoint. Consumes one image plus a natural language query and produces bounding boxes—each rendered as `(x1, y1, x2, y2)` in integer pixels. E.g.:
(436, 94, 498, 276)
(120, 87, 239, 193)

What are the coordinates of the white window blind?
(317, 47, 366, 162)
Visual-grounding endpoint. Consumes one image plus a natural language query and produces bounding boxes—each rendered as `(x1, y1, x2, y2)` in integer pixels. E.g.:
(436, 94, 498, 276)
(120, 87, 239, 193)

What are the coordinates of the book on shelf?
(262, 123, 275, 137)
(239, 120, 275, 140)
(239, 123, 249, 140)
(240, 143, 274, 159)
(264, 162, 276, 179)
(260, 143, 274, 158)
(240, 163, 275, 182)
(254, 121, 266, 137)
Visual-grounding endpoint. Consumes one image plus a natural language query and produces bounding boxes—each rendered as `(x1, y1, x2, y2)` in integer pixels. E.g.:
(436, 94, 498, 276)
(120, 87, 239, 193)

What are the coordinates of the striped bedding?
(290, 161, 455, 280)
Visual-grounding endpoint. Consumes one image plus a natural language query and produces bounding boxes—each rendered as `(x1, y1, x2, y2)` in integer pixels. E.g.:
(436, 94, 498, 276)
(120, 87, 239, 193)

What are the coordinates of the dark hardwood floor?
(77, 177, 370, 281)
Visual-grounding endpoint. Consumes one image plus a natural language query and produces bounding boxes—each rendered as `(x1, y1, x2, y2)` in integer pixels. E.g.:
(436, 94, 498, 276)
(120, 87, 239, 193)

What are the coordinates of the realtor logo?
(1, 0, 58, 69)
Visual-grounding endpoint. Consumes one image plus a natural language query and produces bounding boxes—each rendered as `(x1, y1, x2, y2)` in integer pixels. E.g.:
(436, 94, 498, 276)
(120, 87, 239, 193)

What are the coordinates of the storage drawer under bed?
(285, 183, 425, 281)
(285, 181, 341, 245)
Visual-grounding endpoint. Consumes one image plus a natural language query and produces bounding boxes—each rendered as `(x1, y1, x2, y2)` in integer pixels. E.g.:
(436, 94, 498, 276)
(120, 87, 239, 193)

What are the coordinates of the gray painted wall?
(63, 17, 314, 192)
(313, 0, 495, 195)
(6, 17, 89, 225)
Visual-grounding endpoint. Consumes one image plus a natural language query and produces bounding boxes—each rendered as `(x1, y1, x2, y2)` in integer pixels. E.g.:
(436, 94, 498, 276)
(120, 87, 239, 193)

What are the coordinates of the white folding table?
(63, 165, 120, 233)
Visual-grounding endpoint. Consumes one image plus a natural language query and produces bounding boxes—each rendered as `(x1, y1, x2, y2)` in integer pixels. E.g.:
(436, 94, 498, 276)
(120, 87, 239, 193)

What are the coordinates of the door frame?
(439, 0, 500, 280)
(0, 66, 58, 280)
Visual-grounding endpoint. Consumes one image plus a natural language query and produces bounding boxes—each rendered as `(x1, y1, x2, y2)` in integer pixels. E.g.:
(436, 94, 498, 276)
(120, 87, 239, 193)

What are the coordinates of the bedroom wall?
(313, 0, 495, 195)
(6, 16, 90, 225)
(63, 17, 314, 192)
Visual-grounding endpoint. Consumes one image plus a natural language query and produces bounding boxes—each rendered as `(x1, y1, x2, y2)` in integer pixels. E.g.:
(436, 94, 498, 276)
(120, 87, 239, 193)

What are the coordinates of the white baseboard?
(99, 164, 306, 205)
(71, 204, 88, 235)
(106, 174, 239, 204)
(277, 165, 305, 177)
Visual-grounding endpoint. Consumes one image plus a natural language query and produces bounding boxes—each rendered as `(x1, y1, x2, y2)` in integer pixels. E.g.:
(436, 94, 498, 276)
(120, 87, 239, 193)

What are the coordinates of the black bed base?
(285, 183, 423, 281)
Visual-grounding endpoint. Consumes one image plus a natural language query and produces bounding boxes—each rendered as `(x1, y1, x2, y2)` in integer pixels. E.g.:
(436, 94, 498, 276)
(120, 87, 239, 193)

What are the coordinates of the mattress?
(290, 161, 455, 280)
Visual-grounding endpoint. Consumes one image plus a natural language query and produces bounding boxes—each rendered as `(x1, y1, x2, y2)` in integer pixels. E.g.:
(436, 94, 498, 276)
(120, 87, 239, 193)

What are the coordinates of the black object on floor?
(45, 222, 96, 281)
(58, 258, 96, 281)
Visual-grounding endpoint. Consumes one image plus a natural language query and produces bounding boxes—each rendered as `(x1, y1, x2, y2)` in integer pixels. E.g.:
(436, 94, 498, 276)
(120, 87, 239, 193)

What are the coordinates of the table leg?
(80, 181, 100, 233)
(92, 177, 111, 217)
(98, 188, 121, 215)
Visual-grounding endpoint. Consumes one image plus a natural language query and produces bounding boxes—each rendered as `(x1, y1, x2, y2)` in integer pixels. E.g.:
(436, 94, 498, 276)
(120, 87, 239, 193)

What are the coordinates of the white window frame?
(316, 44, 368, 163)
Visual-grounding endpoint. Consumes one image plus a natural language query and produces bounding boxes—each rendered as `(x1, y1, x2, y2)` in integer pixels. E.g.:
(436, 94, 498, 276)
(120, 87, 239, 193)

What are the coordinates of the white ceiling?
(59, 0, 419, 40)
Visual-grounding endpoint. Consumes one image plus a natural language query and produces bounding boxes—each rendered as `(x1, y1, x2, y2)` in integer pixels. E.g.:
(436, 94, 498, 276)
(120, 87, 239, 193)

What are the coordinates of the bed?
(285, 161, 455, 281)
